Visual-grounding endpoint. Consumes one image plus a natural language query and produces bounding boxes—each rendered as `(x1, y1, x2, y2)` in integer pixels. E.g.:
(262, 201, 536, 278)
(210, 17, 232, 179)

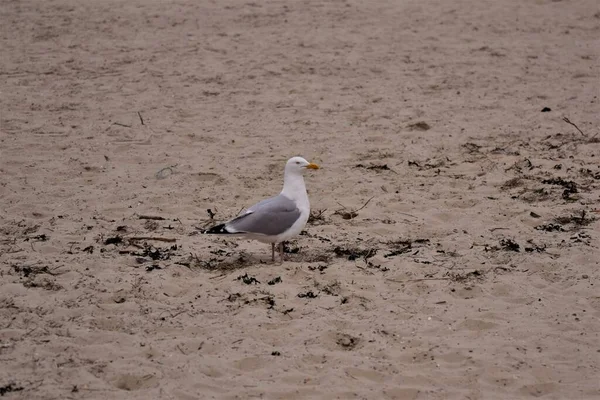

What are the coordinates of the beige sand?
(1, 0, 599, 399)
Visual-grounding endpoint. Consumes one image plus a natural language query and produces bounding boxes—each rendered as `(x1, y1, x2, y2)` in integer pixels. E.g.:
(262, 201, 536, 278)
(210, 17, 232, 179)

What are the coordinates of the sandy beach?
(1, 0, 599, 398)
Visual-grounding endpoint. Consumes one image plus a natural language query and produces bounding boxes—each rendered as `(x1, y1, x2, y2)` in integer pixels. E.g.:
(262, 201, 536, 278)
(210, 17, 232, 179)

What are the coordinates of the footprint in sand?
(113, 373, 158, 391)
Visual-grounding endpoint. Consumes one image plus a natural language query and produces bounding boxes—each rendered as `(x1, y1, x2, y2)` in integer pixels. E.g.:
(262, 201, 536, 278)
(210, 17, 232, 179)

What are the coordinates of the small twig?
(158, 309, 187, 320)
(335, 201, 347, 210)
(23, 325, 39, 337)
(562, 117, 586, 136)
(308, 208, 327, 223)
(138, 215, 166, 220)
(76, 387, 118, 392)
(354, 264, 373, 274)
(176, 344, 187, 355)
(334, 196, 375, 220)
(397, 212, 418, 219)
(137, 111, 145, 125)
(345, 371, 358, 380)
(128, 237, 177, 243)
(356, 196, 375, 212)
(386, 278, 451, 283)
(113, 122, 131, 128)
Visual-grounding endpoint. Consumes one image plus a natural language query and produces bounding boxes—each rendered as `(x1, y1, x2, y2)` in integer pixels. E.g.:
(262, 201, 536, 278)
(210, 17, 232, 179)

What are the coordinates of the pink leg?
(279, 242, 284, 263)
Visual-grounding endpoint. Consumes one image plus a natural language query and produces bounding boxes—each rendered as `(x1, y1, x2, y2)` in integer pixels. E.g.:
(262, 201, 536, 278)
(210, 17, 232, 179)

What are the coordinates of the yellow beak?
(306, 162, 320, 170)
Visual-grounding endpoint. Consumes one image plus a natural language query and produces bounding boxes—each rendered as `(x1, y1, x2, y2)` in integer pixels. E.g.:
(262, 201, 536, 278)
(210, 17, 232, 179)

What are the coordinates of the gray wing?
(226, 194, 301, 236)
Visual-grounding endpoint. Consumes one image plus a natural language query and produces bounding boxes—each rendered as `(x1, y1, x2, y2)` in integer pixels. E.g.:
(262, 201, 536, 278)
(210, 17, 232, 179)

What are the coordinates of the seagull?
(205, 156, 319, 262)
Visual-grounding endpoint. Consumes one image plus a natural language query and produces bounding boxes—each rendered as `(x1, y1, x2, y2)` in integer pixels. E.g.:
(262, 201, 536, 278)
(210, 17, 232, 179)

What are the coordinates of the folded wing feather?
(226, 194, 301, 236)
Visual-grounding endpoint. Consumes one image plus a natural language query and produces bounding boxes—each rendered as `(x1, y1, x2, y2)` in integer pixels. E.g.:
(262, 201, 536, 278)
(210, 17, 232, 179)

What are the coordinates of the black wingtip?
(205, 223, 231, 234)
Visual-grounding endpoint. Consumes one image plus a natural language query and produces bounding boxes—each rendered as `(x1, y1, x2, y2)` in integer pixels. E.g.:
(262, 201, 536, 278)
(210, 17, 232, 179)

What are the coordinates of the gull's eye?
(296, 161, 300, 165)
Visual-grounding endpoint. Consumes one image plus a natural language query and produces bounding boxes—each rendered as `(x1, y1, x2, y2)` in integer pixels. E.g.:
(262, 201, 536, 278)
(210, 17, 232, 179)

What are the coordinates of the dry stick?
(309, 208, 327, 218)
(157, 309, 187, 320)
(335, 196, 375, 214)
(356, 196, 375, 211)
(170, 309, 187, 318)
(397, 212, 418, 219)
(335, 201, 347, 210)
(113, 122, 131, 128)
(345, 371, 359, 380)
(138, 215, 166, 220)
(128, 237, 177, 243)
(562, 117, 586, 136)
(386, 277, 451, 284)
(137, 111, 145, 125)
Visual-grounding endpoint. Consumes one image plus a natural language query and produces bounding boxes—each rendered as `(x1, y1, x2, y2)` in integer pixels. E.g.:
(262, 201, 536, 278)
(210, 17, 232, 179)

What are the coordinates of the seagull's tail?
(204, 223, 233, 234)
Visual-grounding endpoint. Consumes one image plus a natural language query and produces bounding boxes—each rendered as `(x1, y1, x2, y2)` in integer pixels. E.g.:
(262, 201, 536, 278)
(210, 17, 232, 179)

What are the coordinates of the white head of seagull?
(285, 156, 319, 172)
(281, 156, 319, 200)
(205, 156, 319, 263)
